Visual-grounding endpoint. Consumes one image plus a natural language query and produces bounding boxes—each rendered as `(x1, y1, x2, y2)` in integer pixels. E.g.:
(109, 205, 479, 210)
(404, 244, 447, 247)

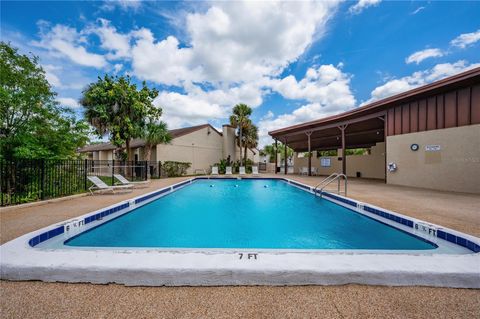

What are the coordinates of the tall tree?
(261, 142, 292, 163)
(229, 103, 252, 165)
(242, 121, 258, 162)
(0, 42, 89, 159)
(141, 120, 172, 163)
(81, 75, 161, 161)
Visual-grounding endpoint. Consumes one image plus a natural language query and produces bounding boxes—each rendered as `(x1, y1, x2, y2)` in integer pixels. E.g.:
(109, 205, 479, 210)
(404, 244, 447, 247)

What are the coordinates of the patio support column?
(338, 125, 348, 175)
(306, 131, 312, 176)
(274, 139, 278, 174)
(284, 137, 288, 175)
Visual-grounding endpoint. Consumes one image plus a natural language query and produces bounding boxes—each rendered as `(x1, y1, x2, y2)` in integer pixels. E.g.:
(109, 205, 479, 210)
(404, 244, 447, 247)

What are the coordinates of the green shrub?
(162, 161, 191, 177)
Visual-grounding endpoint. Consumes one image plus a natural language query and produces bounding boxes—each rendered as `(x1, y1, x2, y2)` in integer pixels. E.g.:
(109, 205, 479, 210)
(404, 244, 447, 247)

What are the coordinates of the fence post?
(145, 161, 148, 180)
(111, 159, 115, 186)
(40, 159, 46, 200)
(84, 159, 88, 190)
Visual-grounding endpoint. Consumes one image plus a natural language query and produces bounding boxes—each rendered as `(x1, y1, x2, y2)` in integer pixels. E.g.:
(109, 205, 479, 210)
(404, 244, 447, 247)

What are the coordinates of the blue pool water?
(66, 179, 436, 250)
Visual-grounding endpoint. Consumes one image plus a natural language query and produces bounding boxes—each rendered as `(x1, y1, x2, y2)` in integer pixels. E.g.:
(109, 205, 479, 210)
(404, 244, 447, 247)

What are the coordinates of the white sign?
(321, 158, 331, 167)
(425, 145, 441, 152)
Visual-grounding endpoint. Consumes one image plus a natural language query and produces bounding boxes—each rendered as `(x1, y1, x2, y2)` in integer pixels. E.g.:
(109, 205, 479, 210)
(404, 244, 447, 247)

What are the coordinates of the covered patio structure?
(269, 109, 386, 178)
(268, 67, 480, 187)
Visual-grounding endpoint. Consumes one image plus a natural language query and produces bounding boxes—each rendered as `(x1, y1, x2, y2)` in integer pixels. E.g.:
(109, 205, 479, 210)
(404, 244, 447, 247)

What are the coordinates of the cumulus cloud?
(130, 1, 339, 86)
(88, 19, 131, 60)
(349, 0, 382, 15)
(31, 22, 108, 68)
(364, 60, 480, 103)
(450, 29, 480, 49)
(258, 64, 355, 146)
(405, 48, 444, 64)
(269, 64, 356, 107)
(57, 97, 80, 109)
(155, 82, 264, 128)
(101, 0, 143, 12)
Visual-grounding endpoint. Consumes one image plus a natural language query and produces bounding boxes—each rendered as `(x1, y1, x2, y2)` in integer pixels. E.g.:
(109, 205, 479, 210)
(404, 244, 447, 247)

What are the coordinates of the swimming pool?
(1, 177, 479, 287)
(65, 179, 436, 250)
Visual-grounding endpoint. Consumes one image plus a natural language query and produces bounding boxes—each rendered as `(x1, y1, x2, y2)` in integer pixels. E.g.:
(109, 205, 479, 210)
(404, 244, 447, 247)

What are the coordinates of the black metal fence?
(0, 159, 157, 207)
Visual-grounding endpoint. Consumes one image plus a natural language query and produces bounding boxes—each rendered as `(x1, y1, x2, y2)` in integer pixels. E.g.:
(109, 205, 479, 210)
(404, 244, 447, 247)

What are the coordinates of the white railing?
(313, 173, 347, 197)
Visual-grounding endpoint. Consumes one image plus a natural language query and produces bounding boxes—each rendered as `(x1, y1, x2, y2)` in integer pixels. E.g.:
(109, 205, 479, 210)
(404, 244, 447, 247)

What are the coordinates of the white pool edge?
(1, 177, 479, 288)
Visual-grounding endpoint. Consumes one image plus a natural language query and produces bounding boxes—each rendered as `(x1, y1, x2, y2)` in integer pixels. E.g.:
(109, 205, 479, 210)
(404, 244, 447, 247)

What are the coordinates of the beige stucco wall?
(156, 126, 223, 174)
(386, 124, 480, 194)
(222, 125, 237, 162)
(293, 142, 386, 179)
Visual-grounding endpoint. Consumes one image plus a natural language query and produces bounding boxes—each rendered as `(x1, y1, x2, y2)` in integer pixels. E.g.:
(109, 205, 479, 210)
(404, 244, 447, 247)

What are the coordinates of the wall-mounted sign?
(425, 145, 441, 152)
(321, 158, 331, 167)
(410, 143, 419, 151)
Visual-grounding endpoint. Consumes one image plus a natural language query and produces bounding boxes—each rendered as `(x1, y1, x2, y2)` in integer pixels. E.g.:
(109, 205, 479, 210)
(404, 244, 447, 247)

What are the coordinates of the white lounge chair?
(87, 176, 133, 195)
(211, 166, 219, 175)
(311, 167, 318, 176)
(114, 174, 150, 188)
(225, 166, 232, 175)
(300, 167, 308, 175)
(239, 166, 246, 175)
(252, 166, 259, 176)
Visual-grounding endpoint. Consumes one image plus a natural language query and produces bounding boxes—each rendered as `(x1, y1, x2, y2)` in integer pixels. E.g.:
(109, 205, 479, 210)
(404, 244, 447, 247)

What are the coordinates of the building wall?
(156, 126, 223, 174)
(222, 125, 237, 162)
(293, 142, 386, 179)
(387, 83, 480, 136)
(386, 124, 480, 194)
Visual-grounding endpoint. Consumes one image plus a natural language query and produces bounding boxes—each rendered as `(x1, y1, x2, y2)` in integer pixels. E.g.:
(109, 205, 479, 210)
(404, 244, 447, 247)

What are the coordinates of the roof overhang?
(269, 67, 480, 151)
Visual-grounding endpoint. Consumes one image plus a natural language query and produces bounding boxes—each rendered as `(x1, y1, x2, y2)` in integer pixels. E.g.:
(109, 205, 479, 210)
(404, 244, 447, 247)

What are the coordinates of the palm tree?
(142, 121, 172, 163)
(242, 121, 258, 162)
(229, 103, 252, 165)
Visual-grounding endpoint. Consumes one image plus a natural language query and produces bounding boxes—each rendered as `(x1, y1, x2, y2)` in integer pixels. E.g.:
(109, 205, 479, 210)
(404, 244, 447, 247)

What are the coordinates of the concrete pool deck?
(1, 175, 479, 317)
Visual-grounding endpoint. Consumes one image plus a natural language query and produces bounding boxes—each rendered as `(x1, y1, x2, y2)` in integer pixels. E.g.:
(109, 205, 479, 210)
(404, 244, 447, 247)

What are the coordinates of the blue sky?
(2, 0, 479, 145)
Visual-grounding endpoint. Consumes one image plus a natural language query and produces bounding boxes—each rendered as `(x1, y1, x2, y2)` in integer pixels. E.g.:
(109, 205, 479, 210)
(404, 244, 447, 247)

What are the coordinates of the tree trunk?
(145, 146, 152, 162)
(126, 138, 131, 161)
(145, 146, 152, 178)
(239, 126, 243, 166)
(244, 144, 247, 166)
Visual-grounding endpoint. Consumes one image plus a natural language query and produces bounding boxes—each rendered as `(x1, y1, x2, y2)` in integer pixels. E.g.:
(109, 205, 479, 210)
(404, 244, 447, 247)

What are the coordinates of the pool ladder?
(313, 173, 347, 197)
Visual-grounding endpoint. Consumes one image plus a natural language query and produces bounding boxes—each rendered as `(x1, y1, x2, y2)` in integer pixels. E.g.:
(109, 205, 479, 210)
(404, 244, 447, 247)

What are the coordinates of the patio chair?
(311, 167, 318, 176)
(114, 174, 150, 188)
(211, 166, 219, 175)
(252, 166, 259, 176)
(239, 166, 246, 175)
(87, 176, 133, 195)
(300, 167, 308, 175)
(225, 166, 233, 175)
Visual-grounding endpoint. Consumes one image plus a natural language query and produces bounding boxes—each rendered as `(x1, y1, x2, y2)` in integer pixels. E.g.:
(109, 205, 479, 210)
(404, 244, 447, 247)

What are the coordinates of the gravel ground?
(1, 175, 479, 318)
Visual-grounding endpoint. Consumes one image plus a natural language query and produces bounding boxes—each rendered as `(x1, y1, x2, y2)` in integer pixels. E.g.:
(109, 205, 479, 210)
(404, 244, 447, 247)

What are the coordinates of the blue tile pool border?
(28, 177, 480, 253)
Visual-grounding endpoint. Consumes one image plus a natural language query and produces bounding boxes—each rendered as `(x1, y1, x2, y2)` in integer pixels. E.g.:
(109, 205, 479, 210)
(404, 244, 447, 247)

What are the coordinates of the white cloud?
(450, 29, 480, 49)
(364, 60, 480, 103)
(405, 48, 444, 64)
(130, 1, 340, 86)
(43, 64, 62, 87)
(258, 64, 355, 147)
(130, 31, 200, 86)
(57, 97, 80, 109)
(155, 82, 265, 128)
(88, 19, 131, 60)
(32, 22, 108, 68)
(349, 0, 382, 15)
(101, 0, 143, 12)
(411, 6, 425, 15)
(270, 64, 356, 107)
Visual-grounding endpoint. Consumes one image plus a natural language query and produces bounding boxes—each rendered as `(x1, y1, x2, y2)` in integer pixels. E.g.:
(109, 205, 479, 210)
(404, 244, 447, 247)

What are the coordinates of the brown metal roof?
(269, 67, 480, 138)
(78, 124, 221, 153)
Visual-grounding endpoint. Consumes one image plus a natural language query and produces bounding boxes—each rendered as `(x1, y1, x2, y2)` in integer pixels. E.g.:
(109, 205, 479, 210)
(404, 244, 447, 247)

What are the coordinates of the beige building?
(269, 67, 480, 194)
(79, 124, 259, 175)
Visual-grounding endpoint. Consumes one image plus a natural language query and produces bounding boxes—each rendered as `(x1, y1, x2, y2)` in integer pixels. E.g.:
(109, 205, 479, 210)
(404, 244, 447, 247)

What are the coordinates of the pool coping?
(1, 177, 479, 288)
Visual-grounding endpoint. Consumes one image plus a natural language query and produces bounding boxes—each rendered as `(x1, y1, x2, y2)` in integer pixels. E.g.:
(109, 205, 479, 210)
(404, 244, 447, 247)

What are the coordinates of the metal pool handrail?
(314, 173, 347, 197)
